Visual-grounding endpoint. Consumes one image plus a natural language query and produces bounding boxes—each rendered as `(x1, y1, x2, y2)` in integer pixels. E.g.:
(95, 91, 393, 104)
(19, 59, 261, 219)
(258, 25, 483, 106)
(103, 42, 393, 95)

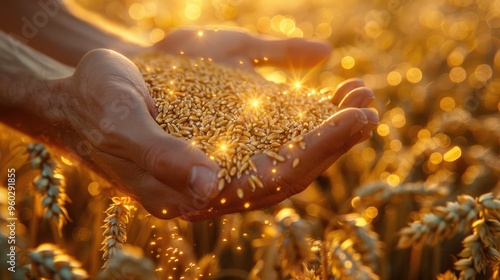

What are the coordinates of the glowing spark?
(162, 209, 168, 214)
(271, 168, 277, 174)
(197, 30, 204, 37)
(244, 202, 250, 208)
(219, 143, 227, 152)
(220, 198, 226, 204)
(294, 82, 301, 88)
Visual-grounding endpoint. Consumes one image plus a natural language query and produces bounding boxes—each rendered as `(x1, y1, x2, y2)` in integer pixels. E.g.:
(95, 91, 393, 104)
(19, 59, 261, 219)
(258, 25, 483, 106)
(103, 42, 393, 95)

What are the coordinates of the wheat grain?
(28, 243, 88, 280)
(326, 238, 379, 280)
(398, 193, 500, 249)
(133, 53, 337, 198)
(454, 218, 500, 280)
(337, 214, 383, 272)
(26, 143, 70, 235)
(101, 197, 132, 268)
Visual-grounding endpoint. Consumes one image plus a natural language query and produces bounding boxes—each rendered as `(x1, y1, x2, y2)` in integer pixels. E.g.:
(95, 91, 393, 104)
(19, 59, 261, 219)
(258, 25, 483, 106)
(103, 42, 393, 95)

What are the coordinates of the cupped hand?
(154, 27, 332, 69)
(181, 79, 378, 220)
(58, 38, 376, 221)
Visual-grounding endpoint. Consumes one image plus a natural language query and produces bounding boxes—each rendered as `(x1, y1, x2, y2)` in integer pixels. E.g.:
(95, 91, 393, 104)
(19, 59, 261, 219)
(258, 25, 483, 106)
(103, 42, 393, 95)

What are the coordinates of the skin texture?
(0, 1, 379, 221)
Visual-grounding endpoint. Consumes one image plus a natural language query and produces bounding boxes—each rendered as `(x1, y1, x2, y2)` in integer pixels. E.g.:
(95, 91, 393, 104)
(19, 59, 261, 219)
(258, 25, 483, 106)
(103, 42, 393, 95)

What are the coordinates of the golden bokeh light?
(365, 206, 378, 219)
(447, 50, 465, 66)
(377, 124, 390, 136)
(149, 28, 165, 43)
(184, 3, 201, 20)
(406, 67, 423, 83)
(315, 22, 332, 39)
(87, 182, 100, 196)
(341, 56, 355, 70)
(418, 129, 431, 141)
(279, 18, 296, 35)
(129, 3, 145, 20)
(387, 71, 402, 86)
(390, 108, 406, 128)
(440, 97, 456, 111)
(386, 174, 400, 187)
(474, 64, 493, 82)
(449, 67, 467, 83)
(429, 152, 443, 165)
(443, 146, 462, 162)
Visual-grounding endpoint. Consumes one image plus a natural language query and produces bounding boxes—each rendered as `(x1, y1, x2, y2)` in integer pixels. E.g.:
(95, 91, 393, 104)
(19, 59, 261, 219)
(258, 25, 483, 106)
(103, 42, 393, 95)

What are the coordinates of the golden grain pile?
(133, 53, 337, 196)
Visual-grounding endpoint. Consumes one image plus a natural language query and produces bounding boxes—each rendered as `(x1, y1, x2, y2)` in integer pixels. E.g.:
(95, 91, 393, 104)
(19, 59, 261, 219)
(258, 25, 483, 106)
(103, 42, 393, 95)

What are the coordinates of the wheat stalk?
(101, 196, 131, 268)
(398, 193, 500, 248)
(398, 194, 478, 248)
(275, 207, 313, 273)
(337, 214, 383, 271)
(454, 219, 500, 279)
(26, 143, 70, 234)
(453, 193, 500, 280)
(27, 243, 88, 280)
(354, 181, 448, 209)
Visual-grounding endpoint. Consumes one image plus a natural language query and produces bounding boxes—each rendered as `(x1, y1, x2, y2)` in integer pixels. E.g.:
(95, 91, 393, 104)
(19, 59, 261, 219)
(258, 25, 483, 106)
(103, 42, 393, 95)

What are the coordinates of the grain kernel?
(133, 53, 336, 197)
(237, 188, 244, 199)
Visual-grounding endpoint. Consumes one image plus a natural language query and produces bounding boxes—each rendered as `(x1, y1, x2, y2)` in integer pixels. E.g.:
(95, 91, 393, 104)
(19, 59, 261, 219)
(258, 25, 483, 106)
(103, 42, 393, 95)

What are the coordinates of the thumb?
(120, 110, 221, 200)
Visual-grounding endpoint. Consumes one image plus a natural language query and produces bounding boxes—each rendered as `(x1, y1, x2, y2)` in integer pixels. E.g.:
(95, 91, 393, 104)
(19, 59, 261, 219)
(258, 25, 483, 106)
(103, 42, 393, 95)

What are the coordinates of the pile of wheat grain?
(133, 53, 337, 197)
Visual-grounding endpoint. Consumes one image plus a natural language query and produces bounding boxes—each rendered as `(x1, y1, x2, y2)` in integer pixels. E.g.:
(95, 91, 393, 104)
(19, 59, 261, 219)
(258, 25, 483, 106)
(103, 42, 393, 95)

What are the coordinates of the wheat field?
(1, 0, 500, 279)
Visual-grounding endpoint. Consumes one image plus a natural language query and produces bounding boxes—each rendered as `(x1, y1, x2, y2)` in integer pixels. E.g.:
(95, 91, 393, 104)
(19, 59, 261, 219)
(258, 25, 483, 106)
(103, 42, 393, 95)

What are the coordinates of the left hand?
(153, 27, 332, 69)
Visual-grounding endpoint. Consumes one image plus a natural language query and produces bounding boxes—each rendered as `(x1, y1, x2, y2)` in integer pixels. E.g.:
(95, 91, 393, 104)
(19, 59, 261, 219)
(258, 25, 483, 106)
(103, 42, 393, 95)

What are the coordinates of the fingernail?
(350, 111, 368, 136)
(361, 108, 380, 125)
(189, 165, 219, 199)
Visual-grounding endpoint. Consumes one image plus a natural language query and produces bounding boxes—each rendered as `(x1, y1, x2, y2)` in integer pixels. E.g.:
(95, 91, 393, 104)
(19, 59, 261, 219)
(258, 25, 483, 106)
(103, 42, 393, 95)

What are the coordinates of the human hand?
(181, 79, 378, 220)
(153, 27, 332, 69)
(54, 42, 376, 221)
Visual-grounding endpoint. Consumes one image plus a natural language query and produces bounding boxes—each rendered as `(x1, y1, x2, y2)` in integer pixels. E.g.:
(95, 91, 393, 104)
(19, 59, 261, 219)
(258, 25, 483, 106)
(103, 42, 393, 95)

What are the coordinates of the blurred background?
(1, 0, 500, 279)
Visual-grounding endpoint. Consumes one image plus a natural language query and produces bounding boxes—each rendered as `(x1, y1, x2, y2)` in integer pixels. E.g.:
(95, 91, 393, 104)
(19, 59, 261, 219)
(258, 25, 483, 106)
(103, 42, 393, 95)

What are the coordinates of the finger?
(300, 107, 379, 180)
(184, 108, 375, 221)
(331, 79, 365, 105)
(338, 87, 375, 110)
(246, 36, 332, 68)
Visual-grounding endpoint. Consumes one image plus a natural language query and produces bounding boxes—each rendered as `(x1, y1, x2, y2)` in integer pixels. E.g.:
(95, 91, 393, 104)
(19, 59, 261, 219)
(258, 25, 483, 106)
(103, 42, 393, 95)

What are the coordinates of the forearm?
(0, 73, 67, 141)
(0, 31, 70, 144)
(0, 0, 147, 66)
